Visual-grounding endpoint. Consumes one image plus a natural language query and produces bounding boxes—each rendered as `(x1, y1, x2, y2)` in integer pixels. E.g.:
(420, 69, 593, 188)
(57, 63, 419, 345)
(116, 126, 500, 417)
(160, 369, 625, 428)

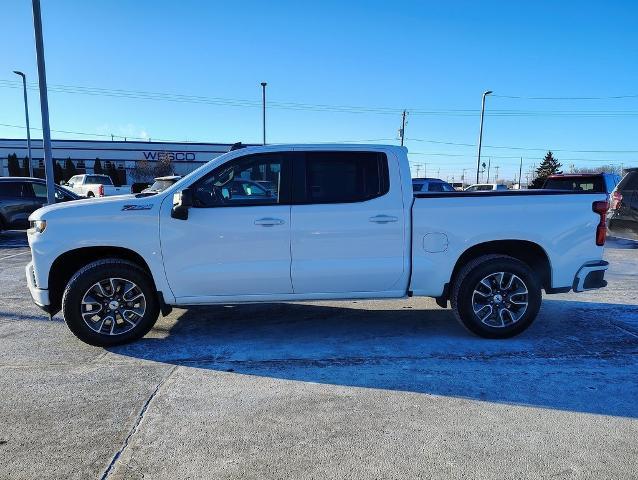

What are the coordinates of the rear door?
(290, 150, 407, 294)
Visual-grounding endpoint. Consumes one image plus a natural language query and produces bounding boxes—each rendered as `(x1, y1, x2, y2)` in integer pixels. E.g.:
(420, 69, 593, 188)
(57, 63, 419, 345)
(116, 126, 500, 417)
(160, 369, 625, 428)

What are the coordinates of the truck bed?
(409, 189, 607, 297)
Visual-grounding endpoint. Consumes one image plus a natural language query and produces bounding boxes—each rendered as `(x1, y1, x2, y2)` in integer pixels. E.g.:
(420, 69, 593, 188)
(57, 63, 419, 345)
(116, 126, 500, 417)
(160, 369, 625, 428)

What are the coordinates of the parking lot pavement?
(1, 233, 637, 479)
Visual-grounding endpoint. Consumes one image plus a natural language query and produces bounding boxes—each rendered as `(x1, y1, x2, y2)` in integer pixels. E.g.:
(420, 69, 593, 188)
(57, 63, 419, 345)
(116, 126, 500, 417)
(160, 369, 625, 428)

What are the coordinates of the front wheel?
(451, 254, 542, 338)
(61, 259, 160, 346)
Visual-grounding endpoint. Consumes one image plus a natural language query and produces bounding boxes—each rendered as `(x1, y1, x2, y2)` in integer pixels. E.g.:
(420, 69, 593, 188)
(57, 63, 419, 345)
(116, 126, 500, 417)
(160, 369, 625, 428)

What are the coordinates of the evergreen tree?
(22, 157, 31, 176)
(7, 153, 21, 176)
(64, 157, 78, 180)
(107, 162, 120, 186)
(54, 161, 64, 184)
(93, 158, 103, 174)
(530, 151, 562, 188)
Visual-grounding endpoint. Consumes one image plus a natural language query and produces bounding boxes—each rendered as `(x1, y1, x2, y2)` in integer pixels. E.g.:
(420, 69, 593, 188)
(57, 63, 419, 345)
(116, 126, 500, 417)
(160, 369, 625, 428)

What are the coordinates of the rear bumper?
(25, 262, 51, 312)
(572, 260, 609, 293)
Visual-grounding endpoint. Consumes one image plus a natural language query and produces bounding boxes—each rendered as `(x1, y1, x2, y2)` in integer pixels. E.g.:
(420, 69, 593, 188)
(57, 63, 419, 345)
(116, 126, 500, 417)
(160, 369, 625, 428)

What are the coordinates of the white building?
(0, 138, 245, 185)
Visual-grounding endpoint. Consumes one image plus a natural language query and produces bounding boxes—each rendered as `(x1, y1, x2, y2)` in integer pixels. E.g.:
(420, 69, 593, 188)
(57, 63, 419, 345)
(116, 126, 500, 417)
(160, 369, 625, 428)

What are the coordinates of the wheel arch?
(48, 246, 156, 315)
(446, 240, 552, 298)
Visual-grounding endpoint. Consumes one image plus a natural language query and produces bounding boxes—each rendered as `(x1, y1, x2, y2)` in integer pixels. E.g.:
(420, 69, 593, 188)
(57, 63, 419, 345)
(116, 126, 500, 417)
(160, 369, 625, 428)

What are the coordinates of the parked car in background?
(0, 177, 79, 232)
(26, 144, 609, 346)
(465, 183, 509, 192)
(141, 175, 182, 194)
(65, 174, 132, 198)
(608, 168, 638, 241)
(542, 173, 621, 200)
(412, 178, 455, 193)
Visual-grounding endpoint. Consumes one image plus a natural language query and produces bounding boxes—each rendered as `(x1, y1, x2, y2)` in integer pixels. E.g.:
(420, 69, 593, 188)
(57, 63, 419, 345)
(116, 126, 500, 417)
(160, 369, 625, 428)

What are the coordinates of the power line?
(406, 137, 638, 154)
(492, 94, 638, 100)
(2, 79, 638, 117)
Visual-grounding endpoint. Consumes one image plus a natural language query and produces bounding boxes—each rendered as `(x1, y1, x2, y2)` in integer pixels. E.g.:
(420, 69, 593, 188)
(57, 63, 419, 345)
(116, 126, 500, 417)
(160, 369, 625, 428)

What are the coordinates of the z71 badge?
(121, 204, 153, 211)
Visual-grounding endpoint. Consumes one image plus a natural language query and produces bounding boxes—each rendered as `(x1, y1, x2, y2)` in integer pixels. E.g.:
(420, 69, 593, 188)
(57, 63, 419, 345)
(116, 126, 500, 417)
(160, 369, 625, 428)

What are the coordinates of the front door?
(160, 152, 293, 299)
(290, 151, 407, 294)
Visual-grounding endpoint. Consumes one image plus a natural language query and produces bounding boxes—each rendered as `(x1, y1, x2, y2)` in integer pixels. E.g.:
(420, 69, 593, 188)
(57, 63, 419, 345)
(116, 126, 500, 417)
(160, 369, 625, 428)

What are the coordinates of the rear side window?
(412, 182, 424, 192)
(427, 182, 444, 192)
(0, 182, 29, 198)
(301, 152, 389, 204)
(617, 171, 638, 191)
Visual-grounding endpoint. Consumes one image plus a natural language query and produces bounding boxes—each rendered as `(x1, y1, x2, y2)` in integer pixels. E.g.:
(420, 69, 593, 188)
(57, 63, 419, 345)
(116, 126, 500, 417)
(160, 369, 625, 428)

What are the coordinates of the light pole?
(13, 71, 34, 177)
(261, 82, 267, 145)
(475, 90, 492, 184)
(31, 0, 55, 204)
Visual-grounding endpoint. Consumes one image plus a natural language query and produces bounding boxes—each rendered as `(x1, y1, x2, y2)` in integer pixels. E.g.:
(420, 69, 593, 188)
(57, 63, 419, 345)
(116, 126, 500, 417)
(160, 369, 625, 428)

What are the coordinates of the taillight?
(98, 185, 104, 197)
(592, 200, 609, 246)
(610, 191, 622, 210)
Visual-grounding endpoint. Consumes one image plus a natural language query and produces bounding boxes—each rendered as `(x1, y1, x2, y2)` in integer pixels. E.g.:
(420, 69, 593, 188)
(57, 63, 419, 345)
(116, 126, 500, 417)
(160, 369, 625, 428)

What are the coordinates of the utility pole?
(494, 165, 500, 181)
(518, 157, 523, 189)
(31, 0, 55, 204)
(486, 157, 492, 182)
(476, 90, 493, 183)
(261, 82, 267, 145)
(415, 163, 422, 177)
(13, 71, 33, 177)
(399, 110, 407, 146)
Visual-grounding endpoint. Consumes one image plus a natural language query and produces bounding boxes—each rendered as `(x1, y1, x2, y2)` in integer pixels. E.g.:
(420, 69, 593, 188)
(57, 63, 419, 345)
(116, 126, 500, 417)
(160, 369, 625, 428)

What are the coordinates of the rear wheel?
(86, 192, 95, 198)
(451, 254, 541, 338)
(61, 259, 159, 346)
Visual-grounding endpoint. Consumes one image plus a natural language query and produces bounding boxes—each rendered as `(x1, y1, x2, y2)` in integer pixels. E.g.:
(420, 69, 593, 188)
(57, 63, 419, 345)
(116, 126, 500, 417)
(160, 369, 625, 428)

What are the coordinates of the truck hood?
(29, 194, 163, 221)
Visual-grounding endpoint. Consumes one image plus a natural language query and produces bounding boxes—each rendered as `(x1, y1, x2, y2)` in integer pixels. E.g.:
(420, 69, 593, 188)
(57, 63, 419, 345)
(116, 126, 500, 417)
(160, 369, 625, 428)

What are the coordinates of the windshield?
(147, 179, 177, 192)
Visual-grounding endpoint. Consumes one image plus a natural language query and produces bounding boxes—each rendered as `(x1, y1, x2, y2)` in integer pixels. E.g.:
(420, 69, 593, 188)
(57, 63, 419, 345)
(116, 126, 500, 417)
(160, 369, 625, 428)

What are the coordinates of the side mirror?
(171, 188, 193, 220)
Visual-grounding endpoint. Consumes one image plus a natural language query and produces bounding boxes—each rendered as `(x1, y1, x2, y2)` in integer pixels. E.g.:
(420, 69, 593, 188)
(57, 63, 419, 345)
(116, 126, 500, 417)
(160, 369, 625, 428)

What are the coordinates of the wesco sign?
(142, 151, 196, 161)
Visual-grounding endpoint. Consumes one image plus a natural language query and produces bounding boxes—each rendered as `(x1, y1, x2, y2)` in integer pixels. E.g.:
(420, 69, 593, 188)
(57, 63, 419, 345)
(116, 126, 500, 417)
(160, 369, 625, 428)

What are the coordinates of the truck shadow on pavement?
(109, 299, 638, 418)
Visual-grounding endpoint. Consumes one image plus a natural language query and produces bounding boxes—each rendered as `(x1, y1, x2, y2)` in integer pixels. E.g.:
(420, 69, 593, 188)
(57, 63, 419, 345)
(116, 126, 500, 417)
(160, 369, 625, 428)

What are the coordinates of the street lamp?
(475, 90, 492, 184)
(13, 70, 34, 177)
(261, 82, 267, 145)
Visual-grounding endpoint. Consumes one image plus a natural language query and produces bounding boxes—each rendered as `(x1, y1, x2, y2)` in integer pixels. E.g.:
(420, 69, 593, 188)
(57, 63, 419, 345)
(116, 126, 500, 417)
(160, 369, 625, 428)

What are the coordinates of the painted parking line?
(0, 251, 31, 261)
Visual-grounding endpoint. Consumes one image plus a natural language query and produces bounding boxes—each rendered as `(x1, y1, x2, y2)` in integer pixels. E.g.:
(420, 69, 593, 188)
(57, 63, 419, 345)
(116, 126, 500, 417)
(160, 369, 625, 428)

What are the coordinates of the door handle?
(369, 215, 398, 224)
(254, 217, 285, 226)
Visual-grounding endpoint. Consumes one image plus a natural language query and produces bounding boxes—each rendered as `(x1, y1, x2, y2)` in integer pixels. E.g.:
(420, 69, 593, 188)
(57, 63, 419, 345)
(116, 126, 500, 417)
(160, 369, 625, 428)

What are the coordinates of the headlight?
(28, 220, 47, 234)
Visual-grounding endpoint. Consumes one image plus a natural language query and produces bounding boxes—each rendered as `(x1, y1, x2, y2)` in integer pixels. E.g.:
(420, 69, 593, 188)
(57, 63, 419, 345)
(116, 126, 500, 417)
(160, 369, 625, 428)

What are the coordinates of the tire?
(87, 192, 95, 198)
(451, 254, 541, 339)
(61, 259, 159, 347)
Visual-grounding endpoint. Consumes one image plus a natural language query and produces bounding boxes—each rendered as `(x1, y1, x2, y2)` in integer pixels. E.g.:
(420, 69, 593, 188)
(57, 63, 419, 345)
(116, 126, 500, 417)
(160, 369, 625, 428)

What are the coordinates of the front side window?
(31, 182, 48, 200)
(302, 151, 389, 204)
(192, 153, 287, 207)
(428, 182, 444, 192)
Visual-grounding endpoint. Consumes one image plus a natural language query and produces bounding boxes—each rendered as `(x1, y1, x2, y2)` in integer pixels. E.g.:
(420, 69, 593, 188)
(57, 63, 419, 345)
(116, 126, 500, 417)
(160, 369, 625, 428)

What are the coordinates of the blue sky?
(2, 0, 637, 181)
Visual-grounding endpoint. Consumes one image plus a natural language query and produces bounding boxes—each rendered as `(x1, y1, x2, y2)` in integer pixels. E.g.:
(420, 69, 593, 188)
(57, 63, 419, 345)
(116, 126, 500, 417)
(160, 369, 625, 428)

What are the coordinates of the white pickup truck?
(65, 174, 132, 198)
(26, 145, 609, 346)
